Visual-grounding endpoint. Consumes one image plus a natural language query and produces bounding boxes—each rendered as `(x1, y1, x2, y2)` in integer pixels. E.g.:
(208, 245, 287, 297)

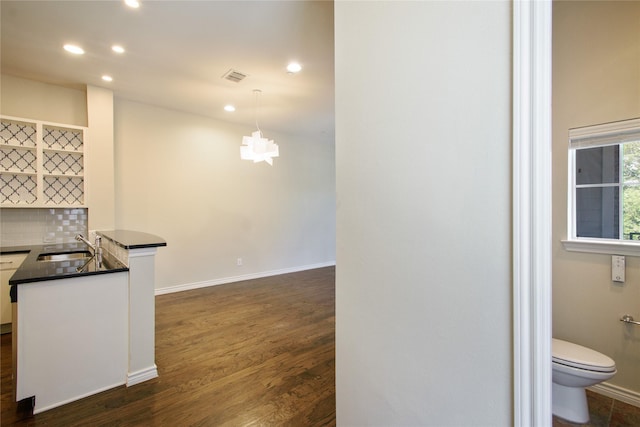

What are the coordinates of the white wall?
(0, 74, 87, 126)
(335, 2, 512, 425)
(552, 1, 640, 396)
(114, 99, 335, 290)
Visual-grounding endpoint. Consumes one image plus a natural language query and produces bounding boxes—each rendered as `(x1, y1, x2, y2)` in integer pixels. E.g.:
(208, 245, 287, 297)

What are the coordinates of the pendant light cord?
(253, 89, 262, 135)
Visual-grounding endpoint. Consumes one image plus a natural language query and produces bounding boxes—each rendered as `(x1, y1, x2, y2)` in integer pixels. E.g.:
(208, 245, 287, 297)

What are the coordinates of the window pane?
(623, 184, 640, 240)
(576, 186, 619, 238)
(576, 145, 619, 185)
(623, 141, 640, 184)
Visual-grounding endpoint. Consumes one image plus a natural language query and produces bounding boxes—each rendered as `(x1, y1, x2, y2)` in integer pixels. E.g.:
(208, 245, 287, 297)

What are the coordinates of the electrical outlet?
(237, 258, 242, 266)
(612, 255, 625, 283)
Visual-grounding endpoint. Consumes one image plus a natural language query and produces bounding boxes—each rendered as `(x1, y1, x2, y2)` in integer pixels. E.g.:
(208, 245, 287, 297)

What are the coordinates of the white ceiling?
(0, 0, 335, 136)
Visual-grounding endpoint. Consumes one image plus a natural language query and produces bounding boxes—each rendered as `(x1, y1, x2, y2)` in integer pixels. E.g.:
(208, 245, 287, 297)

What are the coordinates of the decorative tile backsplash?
(1, 147, 37, 173)
(100, 237, 129, 267)
(42, 126, 83, 151)
(43, 151, 84, 175)
(0, 175, 38, 205)
(0, 120, 37, 148)
(0, 208, 88, 246)
(43, 176, 84, 205)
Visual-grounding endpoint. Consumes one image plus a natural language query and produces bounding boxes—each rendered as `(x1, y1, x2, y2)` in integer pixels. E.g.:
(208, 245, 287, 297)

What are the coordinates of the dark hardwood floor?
(1, 267, 336, 426)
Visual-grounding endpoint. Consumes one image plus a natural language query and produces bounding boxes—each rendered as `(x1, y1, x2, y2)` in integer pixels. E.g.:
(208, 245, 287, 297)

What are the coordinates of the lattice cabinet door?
(1, 116, 87, 207)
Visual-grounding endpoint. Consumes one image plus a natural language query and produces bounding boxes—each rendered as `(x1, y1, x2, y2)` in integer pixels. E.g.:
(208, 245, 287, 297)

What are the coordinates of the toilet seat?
(552, 338, 616, 373)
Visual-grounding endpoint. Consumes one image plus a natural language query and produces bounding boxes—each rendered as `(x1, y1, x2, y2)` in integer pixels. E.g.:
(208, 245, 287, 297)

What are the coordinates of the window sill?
(561, 239, 640, 256)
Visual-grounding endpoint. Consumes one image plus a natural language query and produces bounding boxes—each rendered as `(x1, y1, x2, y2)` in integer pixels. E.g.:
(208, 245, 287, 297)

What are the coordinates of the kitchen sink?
(37, 251, 92, 262)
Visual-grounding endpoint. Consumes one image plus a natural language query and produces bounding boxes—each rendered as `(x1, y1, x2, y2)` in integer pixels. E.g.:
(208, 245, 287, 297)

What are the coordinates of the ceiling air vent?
(222, 69, 247, 83)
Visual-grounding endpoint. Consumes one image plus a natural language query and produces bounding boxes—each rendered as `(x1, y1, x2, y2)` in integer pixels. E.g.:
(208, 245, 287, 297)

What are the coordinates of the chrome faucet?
(75, 233, 103, 270)
(75, 234, 95, 252)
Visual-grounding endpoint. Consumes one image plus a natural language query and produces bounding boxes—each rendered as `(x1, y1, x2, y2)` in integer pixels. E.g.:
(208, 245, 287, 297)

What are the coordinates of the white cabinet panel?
(0, 253, 27, 325)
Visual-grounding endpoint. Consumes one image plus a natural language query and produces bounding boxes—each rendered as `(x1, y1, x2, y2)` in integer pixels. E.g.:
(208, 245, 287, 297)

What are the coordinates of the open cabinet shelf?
(1, 116, 87, 207)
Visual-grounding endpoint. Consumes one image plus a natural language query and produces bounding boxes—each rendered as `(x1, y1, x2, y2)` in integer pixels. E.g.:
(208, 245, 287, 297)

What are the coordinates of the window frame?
(563, 117, 640, 256)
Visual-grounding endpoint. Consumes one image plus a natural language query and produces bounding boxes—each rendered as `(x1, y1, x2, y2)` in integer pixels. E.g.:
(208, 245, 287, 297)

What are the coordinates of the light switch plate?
(612, 255, 625, 283)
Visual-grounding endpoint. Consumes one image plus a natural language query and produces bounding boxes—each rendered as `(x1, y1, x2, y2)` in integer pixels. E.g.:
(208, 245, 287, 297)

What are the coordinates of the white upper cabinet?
(1, 115, 87, 207)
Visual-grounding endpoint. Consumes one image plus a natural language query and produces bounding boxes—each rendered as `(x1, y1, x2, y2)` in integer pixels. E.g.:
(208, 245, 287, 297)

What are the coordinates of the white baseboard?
(154, 261, 336, 296)
(127, 365, 158, 387)
(589, 382, 640, 408)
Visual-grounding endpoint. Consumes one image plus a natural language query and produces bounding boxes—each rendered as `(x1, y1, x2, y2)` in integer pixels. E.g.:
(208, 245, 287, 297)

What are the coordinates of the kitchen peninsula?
(6, 230, 166, 415)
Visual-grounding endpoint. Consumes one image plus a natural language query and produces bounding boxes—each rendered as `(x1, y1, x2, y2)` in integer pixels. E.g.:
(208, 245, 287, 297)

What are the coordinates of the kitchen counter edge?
(97, 230, 167, 250)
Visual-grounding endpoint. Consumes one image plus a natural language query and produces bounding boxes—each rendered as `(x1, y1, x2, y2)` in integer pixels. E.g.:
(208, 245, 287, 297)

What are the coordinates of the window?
(565, 118, 640, 255)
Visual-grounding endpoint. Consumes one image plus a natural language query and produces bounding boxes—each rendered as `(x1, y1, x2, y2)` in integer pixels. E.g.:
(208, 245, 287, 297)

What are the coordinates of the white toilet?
(552, 338, 616, 423)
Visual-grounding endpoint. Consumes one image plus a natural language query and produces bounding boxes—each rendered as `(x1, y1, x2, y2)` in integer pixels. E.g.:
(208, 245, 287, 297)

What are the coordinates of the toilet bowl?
(552, 338, 616, 423)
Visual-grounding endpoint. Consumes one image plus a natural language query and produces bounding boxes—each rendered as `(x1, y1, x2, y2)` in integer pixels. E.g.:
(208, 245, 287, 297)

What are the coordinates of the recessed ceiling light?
(102, 75, 113, 82)
(287, 62, 302, 73)
(112, 45, 125, 54)
(63, 44, 85, 55)
(124, 0, 140, 8)
(224, 105, 236, 112)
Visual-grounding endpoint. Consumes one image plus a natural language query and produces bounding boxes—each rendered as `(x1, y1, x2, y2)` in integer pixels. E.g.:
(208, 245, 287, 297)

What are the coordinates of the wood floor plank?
(1, 266, 335, 426)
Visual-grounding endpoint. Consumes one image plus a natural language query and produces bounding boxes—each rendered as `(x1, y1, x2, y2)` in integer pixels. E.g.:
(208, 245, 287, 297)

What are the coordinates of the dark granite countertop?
(0, 245, 32, 256)
(97, 230, 167, 249)
(2, 243, 128, 288)
(2, 230, 164, 296)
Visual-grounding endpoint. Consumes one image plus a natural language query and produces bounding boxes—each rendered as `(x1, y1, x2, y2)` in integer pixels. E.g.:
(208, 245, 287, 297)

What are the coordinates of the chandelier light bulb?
(241, 131, 279, 166)
(240, 90, 279, 165)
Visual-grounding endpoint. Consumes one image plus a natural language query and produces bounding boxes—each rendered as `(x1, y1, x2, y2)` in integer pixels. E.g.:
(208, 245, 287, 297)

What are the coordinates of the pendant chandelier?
(240, 89, 279, 165)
